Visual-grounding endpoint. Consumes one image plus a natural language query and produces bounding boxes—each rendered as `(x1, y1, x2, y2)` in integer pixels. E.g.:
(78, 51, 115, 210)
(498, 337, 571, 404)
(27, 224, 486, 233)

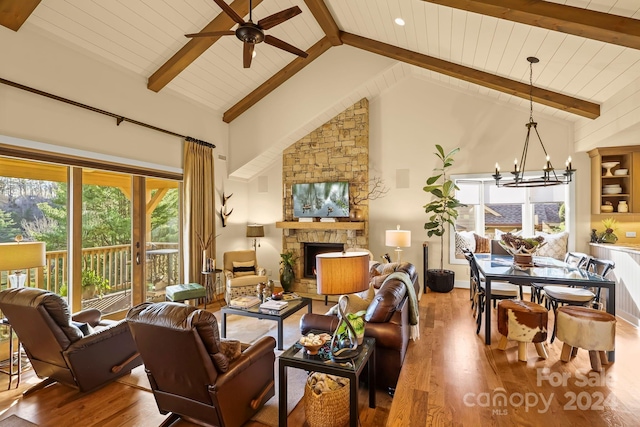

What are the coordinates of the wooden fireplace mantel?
(275, 221, 365, 231)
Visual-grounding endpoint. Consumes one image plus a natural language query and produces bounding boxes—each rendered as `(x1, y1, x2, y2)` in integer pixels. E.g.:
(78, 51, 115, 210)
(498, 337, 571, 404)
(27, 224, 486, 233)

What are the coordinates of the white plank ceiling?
(17, 0, 640, 123)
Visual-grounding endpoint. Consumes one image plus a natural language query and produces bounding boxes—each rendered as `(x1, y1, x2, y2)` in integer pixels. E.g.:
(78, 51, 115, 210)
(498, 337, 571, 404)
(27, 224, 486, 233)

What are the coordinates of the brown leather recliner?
(126, 302, 276, 427)
(0, 287, 142, 395)
(301, 261, 420, 392)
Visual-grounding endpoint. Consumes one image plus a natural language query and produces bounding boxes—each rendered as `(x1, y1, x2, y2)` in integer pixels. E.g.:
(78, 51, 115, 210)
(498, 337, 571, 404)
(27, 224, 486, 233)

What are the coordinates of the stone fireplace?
(280, 98, 370, 296)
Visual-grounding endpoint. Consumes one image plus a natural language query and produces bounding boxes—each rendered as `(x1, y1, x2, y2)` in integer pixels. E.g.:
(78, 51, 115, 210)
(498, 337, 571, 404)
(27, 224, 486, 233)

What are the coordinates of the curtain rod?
(0, 77, 215, 149)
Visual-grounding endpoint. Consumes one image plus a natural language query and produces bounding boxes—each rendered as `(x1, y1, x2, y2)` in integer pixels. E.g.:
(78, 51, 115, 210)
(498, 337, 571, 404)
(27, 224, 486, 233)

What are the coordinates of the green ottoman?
(165, 283, 207, 308)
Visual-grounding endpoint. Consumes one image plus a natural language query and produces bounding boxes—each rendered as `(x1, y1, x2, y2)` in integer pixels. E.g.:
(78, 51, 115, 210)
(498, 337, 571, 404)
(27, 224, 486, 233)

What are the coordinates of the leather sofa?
(126, 302, 276, 427)
(0, 287, 142, 394)
(300, 261, 420, 392)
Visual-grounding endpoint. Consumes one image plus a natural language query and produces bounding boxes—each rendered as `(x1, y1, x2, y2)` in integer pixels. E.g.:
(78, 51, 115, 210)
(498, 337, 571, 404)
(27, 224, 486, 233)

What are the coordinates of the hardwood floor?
(0, 290, 638, 426)
(389, 289, 640, 426)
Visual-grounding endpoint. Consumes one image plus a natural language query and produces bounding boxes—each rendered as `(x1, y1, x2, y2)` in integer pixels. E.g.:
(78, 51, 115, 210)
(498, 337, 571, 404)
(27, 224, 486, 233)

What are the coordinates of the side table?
(202, 269, 223, 303)
(0, 318, 21, 390)
(278, 336, 375, 426)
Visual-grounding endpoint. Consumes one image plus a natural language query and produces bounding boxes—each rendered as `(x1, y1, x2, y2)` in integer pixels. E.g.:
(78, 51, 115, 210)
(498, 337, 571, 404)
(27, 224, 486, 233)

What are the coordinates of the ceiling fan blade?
(243, 42, 254, 68)
(185, 31, 235, 38)
(211, 0, 245, 25)
(264, 35, 308, 58)
(257, 6, 302, 30)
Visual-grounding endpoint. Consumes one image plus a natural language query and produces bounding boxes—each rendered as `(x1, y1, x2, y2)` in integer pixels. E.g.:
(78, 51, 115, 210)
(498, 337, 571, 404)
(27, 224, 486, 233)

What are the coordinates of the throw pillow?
(474, 233, 491, 253)
(454, 231, 476, 255)
(232, 260, 256, 277)
(535, 231, 569, 260)
(219, 339, 242, 362)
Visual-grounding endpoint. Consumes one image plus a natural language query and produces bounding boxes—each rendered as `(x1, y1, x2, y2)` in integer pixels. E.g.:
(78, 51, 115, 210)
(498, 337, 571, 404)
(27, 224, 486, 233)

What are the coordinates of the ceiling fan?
(186, 0, 309, 68)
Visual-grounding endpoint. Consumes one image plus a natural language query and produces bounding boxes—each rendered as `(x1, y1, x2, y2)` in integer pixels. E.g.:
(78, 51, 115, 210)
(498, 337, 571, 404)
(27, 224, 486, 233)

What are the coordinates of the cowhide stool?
(497, 299, 548, 362)
(556, 306, 616, 372)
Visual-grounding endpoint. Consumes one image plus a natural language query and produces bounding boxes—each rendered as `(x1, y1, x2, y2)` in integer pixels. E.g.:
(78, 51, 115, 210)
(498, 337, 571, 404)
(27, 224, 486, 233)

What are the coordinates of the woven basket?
(304, 373, 350, 427)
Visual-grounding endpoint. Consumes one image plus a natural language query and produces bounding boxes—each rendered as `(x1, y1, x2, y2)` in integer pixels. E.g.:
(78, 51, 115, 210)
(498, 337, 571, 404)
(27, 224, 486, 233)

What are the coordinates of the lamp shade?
(246, 224, 265, 238)
(385, 229, 411, 248)
(315, 251, 369, 296)
(0, 241, 46, 271)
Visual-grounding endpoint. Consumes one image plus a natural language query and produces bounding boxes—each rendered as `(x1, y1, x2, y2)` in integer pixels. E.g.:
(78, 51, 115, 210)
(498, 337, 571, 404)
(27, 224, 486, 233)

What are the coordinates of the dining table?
(474, 253, 616, 361)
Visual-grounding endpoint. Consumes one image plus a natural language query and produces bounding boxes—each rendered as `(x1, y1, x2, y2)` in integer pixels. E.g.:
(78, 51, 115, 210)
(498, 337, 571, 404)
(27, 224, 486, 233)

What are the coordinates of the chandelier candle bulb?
(495, 163, 500, 175)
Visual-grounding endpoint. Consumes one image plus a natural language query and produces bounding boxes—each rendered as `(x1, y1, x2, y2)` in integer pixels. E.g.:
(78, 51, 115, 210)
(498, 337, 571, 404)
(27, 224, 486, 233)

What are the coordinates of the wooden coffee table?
(220, 297, 312, 350)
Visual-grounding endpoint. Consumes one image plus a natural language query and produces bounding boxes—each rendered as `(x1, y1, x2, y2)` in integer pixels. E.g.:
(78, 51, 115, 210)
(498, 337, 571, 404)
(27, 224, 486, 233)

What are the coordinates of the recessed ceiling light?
(395, 18, 405, 26)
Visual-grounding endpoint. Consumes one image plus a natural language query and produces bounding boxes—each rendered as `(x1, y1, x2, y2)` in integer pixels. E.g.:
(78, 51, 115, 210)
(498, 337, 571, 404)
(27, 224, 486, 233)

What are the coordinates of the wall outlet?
(625, 231, 636, 238)
(267, 269, 273, 277)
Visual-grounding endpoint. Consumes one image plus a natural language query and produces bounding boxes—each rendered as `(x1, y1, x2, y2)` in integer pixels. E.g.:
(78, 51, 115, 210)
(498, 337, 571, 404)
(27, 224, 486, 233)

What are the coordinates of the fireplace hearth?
(304, 243, 344, 278)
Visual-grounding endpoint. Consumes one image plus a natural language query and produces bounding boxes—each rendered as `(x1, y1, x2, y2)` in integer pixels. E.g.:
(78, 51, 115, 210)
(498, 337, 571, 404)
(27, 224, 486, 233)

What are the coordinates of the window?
(450, 174, 573, 264)
(0, 150, 182, 316)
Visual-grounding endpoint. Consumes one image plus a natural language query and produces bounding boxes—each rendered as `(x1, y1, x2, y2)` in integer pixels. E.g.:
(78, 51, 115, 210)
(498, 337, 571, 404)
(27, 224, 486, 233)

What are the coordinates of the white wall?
(0, 25, 225, 169)
(367, 76, 588, 286)
(228, 45, 396, 175)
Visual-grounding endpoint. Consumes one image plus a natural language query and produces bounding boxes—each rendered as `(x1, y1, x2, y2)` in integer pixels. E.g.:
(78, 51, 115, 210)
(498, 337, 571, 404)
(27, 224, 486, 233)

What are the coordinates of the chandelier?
(492, 57, 576, 188)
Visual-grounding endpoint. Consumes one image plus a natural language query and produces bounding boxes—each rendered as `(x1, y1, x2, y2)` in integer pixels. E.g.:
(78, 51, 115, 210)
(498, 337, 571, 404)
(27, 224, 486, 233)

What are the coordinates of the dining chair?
(543, 257, 614, 343)
(530, 252, 589, 304)
(464, 250, 520, 334)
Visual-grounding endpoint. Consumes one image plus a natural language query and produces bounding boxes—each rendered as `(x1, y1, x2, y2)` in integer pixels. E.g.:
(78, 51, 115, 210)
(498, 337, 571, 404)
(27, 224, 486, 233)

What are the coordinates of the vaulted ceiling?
(2, 0, 640, 126)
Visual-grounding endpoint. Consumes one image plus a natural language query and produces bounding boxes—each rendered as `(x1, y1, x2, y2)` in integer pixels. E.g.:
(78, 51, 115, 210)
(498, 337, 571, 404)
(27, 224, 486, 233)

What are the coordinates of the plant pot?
(600, 233, 618, 244)
(279, 264, 295, 292)
(426, 269, 455, 293)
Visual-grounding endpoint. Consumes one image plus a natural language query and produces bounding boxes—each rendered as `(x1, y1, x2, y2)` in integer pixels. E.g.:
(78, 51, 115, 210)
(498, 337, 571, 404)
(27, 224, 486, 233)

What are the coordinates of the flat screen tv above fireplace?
(292, 181, 349, 218)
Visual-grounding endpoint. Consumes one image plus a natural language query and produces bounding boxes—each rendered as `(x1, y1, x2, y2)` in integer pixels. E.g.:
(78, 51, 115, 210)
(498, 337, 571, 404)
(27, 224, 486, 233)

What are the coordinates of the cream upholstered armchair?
(223, 250, 266, 303)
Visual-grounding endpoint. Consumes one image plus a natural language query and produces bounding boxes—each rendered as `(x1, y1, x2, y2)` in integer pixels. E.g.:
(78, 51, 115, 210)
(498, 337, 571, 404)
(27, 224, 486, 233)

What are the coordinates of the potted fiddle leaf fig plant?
(423, 145, 465, 293)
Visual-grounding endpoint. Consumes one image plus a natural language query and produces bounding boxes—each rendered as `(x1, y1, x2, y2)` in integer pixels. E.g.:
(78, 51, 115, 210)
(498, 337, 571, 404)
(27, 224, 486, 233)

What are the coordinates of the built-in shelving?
(589, 147, 640, 214)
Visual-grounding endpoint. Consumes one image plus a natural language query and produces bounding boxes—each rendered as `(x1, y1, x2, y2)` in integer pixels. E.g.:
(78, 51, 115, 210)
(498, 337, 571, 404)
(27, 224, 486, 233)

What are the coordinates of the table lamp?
(246, 224, 265, 251)
(385, 225, 411, 262)
(315, 251, 370, 361)
(0, 239, 46, 288)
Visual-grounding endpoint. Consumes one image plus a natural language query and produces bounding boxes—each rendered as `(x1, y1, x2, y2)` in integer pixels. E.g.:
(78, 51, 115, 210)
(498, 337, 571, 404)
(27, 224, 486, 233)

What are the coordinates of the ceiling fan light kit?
(186, 0, 308, 68)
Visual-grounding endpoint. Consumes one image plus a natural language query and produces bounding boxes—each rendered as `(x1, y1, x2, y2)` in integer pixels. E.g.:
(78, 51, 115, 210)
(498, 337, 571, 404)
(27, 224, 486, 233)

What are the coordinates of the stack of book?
(228, 296, 261, 309)
(259, 299, 289, 314)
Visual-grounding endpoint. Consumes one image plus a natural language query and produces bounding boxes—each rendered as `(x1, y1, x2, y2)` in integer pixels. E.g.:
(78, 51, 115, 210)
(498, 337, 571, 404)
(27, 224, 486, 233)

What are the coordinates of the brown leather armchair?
(0, 287, 142, 395)
(126, 302, 276, 427)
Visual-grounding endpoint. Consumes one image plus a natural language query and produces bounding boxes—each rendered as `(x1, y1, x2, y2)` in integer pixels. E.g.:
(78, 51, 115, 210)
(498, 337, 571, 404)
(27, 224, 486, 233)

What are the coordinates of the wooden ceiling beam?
(0, 0, 41, 31)
(421, 0, 640, 51)
(147, 0, 262, 93)
(223, 36, 333, 123)
(304, 0, 342, 46)
(341, 32, 600, 119)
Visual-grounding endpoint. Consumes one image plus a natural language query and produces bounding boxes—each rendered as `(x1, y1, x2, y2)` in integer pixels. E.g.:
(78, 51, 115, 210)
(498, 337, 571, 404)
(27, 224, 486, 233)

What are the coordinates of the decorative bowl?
(299, 333, 331, 355)
(614, 169, 628, 175)
(602, 161, 620, 177)
(601, 205, 614, 213)
(601, 161, 620, 169)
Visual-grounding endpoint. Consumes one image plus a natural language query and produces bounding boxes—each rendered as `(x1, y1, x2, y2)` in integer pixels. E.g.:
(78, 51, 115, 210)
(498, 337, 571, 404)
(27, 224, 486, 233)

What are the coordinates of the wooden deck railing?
(1, 242, 179, 296)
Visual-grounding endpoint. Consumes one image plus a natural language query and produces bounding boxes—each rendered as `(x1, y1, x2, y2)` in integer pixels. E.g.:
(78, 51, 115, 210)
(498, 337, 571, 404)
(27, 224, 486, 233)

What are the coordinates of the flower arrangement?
(499, 233, 546, 255)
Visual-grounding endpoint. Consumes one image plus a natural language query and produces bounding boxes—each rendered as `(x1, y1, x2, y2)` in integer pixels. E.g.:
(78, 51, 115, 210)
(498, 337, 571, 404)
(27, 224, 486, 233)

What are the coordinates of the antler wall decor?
(220, 192, 234, 227)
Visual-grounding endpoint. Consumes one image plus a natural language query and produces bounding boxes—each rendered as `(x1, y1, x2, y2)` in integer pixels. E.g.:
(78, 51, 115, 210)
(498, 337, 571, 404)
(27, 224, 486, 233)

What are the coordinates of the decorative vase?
(600, 233, 618, 244)
(349, 208, 363, 221)
(279, 264, 295, 292)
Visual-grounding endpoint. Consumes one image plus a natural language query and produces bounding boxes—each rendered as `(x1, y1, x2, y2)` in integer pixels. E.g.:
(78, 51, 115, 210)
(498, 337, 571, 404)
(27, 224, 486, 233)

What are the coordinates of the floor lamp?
(315, 251, 370, 361)
(246, 224, 265, 252)
(0, 240, 46, 288)
(385, 225, 411, 262)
